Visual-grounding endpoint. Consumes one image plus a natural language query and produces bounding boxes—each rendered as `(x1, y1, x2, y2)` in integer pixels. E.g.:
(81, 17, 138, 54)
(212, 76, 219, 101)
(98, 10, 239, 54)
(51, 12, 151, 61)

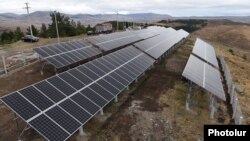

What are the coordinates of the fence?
(219, 55, 243, 124)
(0, 49, 38, 76)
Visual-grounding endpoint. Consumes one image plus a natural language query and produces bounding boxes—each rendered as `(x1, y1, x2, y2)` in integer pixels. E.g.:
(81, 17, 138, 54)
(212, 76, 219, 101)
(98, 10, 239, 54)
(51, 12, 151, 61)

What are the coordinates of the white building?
(95, 22, 112, 33)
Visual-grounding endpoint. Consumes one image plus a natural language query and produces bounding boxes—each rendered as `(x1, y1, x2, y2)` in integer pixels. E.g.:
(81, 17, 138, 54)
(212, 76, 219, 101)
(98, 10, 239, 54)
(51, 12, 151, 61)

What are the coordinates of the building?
(95, 22, 113, 33)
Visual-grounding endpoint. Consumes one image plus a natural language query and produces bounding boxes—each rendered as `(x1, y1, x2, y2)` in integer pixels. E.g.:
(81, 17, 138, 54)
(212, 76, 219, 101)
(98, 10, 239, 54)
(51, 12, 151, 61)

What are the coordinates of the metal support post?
(79, 126, 85, 136)
(114, 96, 118, 103)
(230, 85, 235, 104)
(22, 51, 26, 66)
(209, 94, 216, 119)
(2, 55, 7, 74)
(239, 116, 243, 125)
(186, 81, 192, 111)
(100, 108, 104, 115)
(151, 64, 154, 68)
(126, 86, 130, 91)
(135, 78, 138, 83)
(232, 98, 238, 119)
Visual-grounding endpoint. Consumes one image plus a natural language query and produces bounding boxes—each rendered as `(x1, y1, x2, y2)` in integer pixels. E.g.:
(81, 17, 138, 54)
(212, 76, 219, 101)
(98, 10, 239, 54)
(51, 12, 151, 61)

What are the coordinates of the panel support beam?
(14, 113, 29, 141)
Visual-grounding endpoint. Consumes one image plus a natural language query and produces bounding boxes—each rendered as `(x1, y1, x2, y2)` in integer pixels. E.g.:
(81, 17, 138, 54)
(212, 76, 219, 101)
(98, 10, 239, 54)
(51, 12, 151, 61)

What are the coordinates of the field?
(0, 20, 249, 140)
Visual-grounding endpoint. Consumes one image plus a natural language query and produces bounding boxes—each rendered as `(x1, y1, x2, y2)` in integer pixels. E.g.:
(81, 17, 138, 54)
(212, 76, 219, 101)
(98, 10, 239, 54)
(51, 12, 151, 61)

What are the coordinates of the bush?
(228, 49, 234, 55)
(242, 54, 247, 60)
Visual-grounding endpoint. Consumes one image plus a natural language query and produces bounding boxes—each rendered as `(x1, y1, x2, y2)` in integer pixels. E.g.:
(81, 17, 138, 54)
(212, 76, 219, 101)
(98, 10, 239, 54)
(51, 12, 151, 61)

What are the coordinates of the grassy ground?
(194, 20, 250, 124)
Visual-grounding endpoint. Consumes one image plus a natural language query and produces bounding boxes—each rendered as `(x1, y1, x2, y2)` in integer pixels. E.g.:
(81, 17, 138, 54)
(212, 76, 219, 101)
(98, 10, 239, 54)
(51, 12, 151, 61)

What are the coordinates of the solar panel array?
(192, 38, 219, 68)
(34, 40, 102, 69)
(89, 28, 160, 51)
(134, 28, 189, 59)
(1, 46, 155, 141)
(182, 55, 226, 101)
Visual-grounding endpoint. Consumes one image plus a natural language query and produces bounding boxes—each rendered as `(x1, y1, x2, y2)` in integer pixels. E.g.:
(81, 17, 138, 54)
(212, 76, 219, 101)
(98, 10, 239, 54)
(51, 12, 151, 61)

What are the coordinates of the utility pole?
(116, 11, 119, 32)
(54, 11, 60, 43)
(123, 17, 125, 30)
(24, 3, 33, 36)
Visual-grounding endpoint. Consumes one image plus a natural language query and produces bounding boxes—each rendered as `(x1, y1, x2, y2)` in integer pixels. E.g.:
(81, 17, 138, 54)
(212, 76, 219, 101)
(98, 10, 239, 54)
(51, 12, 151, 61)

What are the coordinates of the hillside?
(194, 20, 250, 124)
(0, 11, 173, 31)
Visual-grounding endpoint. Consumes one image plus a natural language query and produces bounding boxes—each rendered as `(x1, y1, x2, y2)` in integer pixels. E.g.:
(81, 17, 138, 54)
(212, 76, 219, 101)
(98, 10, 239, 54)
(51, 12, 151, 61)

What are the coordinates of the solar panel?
(29, 114, 69, 141)
(80, 88, 107, 107)
(134, 28, 189, 59)
(45, 106, 81, 134)
(1, 92, 40, 120)
(59, 99, 92, 123)
(192, 38, 219, 68)
(71, 93, 100, 115)
(182, 55, 226, 101)
(47, 76, 76, 96)
(34, 40, 102, 69)
(19, 86, 54, 111)
(1, 44, 155, 141)
(89, 28, 159, 51)
(34, 81, 66, 103)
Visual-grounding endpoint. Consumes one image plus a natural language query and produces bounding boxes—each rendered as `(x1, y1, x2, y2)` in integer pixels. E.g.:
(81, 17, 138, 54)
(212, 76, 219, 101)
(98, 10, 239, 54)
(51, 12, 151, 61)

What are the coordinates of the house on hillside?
(95, 22, 112, 33)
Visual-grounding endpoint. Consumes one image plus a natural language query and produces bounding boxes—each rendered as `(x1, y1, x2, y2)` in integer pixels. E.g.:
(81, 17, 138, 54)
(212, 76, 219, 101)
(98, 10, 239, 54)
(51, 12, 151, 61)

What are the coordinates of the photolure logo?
(208, 129, 247, 136)
(204, 125, 250, 141)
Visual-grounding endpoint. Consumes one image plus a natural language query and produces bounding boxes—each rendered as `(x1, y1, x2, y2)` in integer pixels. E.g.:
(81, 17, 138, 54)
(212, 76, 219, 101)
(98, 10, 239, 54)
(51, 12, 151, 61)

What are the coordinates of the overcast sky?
(0, 0, 250, 16)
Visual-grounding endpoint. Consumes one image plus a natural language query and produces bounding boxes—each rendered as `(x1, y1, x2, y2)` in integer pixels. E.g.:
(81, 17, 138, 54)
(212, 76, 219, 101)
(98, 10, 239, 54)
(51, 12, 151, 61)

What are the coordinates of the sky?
(0, 0, 250, 16)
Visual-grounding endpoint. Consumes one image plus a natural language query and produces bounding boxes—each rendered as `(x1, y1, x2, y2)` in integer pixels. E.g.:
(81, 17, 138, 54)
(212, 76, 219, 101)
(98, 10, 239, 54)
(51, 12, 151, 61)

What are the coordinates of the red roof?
(96, 22, 112, 26)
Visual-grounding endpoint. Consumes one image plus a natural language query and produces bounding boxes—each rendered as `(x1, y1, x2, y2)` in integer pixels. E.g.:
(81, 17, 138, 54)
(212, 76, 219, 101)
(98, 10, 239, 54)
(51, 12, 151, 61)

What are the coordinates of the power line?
(23, 2, 33, 36)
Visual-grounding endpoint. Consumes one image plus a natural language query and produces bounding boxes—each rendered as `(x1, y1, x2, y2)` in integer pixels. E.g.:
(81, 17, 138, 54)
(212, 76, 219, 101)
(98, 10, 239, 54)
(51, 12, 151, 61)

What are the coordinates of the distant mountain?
(0, 11, 173, 32)
(176, 16, 250, 23)
(0, 11, 249, 32)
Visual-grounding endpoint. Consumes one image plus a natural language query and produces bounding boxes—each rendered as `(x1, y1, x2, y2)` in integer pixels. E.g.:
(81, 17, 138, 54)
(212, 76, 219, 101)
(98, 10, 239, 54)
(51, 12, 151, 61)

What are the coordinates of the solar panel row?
(1, 46, 155, 141)
(34, 40, 91, 58)
(192, 38, 219, 68)
(89, 28, 160, 51)
(46, 47, 101, 68)
(134, 28, 189, 59)
(34, 40, 102, 69)
(182, 55, 226, 101)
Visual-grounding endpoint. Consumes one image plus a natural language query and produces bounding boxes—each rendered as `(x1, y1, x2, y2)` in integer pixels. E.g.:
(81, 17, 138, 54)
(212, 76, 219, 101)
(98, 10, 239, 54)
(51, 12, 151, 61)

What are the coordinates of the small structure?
(95, 22, 112, 33)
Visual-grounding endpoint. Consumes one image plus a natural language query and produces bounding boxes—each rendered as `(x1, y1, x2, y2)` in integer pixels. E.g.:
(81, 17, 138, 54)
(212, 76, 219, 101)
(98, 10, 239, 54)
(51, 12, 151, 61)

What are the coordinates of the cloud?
(0, 0, 249, 16)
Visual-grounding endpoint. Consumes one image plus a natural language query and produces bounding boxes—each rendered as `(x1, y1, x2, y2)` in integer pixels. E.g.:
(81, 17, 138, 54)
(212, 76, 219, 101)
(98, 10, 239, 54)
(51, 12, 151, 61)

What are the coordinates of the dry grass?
(194, 20, 250, 124)
(1, 35, 85, 52)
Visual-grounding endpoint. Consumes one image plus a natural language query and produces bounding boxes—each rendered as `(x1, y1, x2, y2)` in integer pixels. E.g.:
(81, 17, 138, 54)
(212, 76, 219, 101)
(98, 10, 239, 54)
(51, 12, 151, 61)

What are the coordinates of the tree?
(14, 27, 24, 41)
(0, 31, 14, 44)
(48, 11, 76, 37)
(86, 24, 93, 32)
(39, 23, 48, 38)
(76, 21, 86, 35)
(26, 25, 39, 36)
